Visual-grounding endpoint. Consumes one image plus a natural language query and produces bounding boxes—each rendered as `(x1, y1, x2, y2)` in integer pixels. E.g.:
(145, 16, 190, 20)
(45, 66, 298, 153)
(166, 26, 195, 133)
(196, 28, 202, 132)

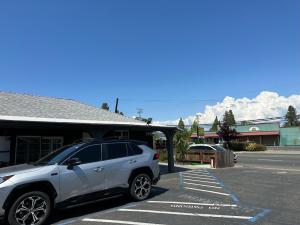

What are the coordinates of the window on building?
(101, 143, 128, 160)
(16, 136, 64, 164)
(114, 130, 129, 139)
(41, 137, 63, 158)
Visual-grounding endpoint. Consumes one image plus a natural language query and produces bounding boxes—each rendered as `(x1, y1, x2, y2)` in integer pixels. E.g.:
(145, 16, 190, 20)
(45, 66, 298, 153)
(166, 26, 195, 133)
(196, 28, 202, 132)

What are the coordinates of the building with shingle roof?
(0, 91, 177, 171)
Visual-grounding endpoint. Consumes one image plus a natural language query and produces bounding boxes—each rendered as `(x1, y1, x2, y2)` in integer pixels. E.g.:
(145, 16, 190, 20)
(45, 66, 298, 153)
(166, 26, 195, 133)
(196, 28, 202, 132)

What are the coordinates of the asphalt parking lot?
(50, 167, 260, 225)
(2, 152, 300, 225)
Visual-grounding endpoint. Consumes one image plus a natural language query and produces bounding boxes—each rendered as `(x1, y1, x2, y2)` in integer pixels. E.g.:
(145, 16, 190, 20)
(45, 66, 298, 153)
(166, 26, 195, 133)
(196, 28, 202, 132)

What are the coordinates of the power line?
(163, 114, 300, 127)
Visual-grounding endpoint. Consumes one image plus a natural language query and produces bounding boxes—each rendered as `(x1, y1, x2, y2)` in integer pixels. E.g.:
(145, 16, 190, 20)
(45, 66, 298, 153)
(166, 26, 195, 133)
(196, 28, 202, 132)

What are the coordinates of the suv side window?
(102, 143, 128, 160)
(189, 146, 204, 151)
(128, 143, 143, 156)
(189, 146, 212, 151)
(71, 144, 101, 164)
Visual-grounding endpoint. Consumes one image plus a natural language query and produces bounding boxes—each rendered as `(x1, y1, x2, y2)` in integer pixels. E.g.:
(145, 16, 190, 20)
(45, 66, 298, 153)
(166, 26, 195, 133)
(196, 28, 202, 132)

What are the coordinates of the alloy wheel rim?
(15, 196, 47, 225)
(134, 175, 151, 199)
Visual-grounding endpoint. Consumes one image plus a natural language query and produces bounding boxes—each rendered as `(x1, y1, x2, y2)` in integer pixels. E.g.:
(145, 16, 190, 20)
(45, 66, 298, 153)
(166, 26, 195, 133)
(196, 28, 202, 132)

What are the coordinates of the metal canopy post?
(165, 131, 175, 173)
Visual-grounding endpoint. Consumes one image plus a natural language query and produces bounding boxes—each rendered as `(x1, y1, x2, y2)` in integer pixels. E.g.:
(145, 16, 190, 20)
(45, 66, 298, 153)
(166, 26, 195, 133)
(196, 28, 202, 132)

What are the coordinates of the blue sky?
(0, 0, 299, 122)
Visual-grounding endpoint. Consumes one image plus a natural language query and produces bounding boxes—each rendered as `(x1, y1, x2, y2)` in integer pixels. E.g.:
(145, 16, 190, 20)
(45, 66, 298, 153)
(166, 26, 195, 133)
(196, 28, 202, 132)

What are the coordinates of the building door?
(15, 136, 41, 164)
(0, 136, 11, 165)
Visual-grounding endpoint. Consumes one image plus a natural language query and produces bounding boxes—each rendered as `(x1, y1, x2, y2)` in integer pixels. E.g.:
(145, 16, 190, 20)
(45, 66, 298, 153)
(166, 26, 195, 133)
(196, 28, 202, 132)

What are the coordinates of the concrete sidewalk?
(237, 150, 300, 154)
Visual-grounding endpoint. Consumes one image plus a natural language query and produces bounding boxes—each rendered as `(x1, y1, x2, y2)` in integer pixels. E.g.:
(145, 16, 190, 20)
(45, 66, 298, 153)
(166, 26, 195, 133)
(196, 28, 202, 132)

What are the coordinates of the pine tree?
(222, 111, 230, 124)
(210, 116, 220, 132)
(101, 102, 109, 111)
(178, 118, 185, 130)
(228, 110, 236, 126)
(191, 120, 199, 134)
(284, 105, 299, 127)
(222, 110, 236, 126)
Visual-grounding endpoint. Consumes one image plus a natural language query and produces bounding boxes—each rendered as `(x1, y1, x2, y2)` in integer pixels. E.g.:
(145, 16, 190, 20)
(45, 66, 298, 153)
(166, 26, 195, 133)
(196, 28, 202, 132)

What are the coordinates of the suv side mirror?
(67, 158, 81, 170)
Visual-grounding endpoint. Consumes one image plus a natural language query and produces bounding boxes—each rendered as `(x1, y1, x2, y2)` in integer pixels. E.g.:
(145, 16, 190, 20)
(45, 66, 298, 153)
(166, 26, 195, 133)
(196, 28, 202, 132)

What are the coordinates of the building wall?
(0, 125, 154, 165)
(235, 135, 278, 146)
(0, 127, 84, 165)
(280, 127, 300, 146)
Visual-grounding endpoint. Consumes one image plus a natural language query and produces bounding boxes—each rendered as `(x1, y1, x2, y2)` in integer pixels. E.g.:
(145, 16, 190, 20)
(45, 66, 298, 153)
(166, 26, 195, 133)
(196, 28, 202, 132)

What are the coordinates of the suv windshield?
(33, 144, 83, 165)
(212, 145, 226, 151)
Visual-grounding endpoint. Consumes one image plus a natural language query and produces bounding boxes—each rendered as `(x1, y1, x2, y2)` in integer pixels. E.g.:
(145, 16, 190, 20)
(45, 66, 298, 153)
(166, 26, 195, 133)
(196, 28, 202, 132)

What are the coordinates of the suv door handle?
(93, 167, 104, 173)
(129, 159, 137, 164)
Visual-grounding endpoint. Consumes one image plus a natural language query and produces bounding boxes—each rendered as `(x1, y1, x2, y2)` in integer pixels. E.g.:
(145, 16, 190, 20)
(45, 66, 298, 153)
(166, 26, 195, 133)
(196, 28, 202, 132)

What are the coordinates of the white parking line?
(183, 182, 222, 189)
(183, 174, 213, 179)
(257, 159, 283, 162)
(183, 170, 209, 174)
(147, 200, 237, 207)
(183, 178, 220, 184)
(82, 218, 166, 225)
(118, 209, 252, 220)
(184, 187, 230, 196)
(183, 175, 216, 181)
(183, 172, 211, 177)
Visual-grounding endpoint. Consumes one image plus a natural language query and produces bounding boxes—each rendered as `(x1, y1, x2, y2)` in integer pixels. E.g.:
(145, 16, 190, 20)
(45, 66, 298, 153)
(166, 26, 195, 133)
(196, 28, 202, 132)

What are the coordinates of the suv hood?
(0, 164, 44, 177)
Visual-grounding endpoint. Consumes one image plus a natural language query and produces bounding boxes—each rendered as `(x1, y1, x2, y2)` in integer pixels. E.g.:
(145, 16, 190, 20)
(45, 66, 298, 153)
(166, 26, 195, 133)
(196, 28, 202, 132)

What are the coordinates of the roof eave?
(0, 115, 177, 130)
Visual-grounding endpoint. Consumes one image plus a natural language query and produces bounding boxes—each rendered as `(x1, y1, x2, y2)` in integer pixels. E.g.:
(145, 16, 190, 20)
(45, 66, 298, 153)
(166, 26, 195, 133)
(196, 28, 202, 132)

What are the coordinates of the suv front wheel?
(130, 174, 152, 201)
(8, 191, 51, 225)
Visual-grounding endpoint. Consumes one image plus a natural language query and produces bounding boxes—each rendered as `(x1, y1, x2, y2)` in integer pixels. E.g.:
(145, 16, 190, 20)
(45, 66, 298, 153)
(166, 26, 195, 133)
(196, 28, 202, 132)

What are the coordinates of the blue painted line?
(179, 172, 184, 192)
(56, 219, 78, 225)
(206, 170, 239, 203)
(230, 193, 239, 202)
(249, 208, 271, 223)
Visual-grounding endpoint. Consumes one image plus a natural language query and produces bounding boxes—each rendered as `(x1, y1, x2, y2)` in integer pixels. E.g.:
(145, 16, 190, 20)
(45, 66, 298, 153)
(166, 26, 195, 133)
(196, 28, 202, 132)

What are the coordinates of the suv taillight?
(153, 153, 160, 160)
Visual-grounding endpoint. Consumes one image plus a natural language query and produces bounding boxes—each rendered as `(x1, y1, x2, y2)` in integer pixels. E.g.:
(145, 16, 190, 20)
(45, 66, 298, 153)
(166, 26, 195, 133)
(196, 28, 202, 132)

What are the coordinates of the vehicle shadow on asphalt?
(159, 164, 190, 175)
(47, 186, 169, 225)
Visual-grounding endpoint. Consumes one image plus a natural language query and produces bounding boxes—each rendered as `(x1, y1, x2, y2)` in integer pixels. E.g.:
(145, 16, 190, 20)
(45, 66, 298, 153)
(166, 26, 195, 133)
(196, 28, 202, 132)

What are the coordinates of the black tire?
(7, 191, 51, 225)
(130, 173, 152, 201)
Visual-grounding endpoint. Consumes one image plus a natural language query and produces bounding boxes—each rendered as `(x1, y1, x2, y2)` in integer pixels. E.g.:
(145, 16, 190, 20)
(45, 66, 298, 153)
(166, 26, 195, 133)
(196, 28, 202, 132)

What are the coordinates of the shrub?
(224, 142, 266, 151)
(225, 142, 248, 151)
(245, 143, 267, 151)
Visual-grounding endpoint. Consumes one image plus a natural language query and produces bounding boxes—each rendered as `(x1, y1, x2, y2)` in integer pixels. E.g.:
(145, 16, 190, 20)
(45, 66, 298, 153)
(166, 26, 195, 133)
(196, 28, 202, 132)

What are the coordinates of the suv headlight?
(0, 175, 14, 184)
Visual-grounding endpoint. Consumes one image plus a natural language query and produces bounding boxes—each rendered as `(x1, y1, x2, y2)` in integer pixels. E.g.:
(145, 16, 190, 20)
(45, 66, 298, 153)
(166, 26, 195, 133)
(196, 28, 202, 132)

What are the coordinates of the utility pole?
(196, 115, 199, 137)
(136, 108, 143, 118)
(114, 98, 119, 113)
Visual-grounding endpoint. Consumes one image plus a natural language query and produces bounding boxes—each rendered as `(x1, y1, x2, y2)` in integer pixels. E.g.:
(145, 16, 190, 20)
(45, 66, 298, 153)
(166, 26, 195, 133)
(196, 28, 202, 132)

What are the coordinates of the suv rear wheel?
(130, 173, 152, 201)
(7, 191, 51, 225)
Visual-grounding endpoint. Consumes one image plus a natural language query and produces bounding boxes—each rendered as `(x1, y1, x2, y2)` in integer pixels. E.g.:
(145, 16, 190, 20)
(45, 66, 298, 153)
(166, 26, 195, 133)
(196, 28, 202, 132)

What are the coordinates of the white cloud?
(155, 91, 300, 126)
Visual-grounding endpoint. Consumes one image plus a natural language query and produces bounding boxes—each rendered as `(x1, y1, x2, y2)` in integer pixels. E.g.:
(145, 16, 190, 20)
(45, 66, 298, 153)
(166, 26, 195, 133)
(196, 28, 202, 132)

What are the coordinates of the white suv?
(0, 139, 160, 225)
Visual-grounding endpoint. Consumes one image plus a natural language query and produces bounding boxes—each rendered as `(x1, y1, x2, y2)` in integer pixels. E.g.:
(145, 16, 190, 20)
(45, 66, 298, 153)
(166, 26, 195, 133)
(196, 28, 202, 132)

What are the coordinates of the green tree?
(101, 102, 109, 111)
(174, 128, 190, 162)
(178, 118, 185, 130)
(210, 116, 220, 132)
(174, 118, 191, 162)
(217, 122, 238, 143)
(176, 137, 189, 162)
(222, 110, 236, 126)
(284, 105, 299, 127)
(191, 120, 199, 134)
(222, 111, 229, 124)
(228, 110, 236, 126)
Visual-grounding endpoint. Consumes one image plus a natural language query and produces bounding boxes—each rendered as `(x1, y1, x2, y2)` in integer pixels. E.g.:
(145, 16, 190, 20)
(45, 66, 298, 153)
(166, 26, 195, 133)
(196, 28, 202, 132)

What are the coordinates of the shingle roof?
(0, 91, 145, 125)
